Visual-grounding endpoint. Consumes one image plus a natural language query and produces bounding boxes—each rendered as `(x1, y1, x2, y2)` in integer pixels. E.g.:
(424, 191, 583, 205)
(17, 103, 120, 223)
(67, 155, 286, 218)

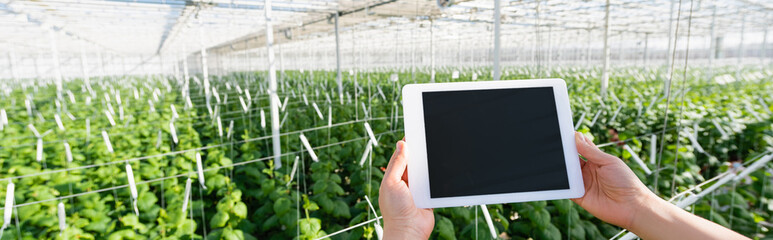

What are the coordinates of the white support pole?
(7, 50, 18, 83)
(643, 33, 649, 66)
(198, 15, 210, 103)
(736, 14, 745, 80)
(762, 26, 768, 67)
(335, 12, 343, 101)
(586, 28, 592, 67)
(49, 30, 63, 101)
(265, 0, 282, 169)
(708, 5, 717, 81)
(493, 0, 501, 81)
(665, 0, 675, 94)
(600, 0, 611, 99)
(80, 44, 90, 86)
(430, 20, 436, 82)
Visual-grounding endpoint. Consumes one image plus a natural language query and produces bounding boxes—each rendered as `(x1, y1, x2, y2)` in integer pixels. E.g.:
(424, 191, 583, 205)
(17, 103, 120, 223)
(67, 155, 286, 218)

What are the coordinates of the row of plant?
(0, 66, 771, 240)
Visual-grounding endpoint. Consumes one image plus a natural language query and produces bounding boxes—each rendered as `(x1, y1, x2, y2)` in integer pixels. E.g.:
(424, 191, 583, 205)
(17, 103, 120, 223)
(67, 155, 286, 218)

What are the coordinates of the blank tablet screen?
(422, 87, 570, 198)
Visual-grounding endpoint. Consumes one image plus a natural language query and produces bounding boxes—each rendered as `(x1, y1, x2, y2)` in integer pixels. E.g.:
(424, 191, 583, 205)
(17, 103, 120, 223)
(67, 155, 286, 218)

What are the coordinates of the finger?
(384, 140, 408, 183)
(575, 132, 617, 165)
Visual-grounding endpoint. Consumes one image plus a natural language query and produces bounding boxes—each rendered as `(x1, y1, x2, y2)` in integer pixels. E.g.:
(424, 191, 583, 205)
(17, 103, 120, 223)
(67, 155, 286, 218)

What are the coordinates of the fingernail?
(396, 141, 403, 152)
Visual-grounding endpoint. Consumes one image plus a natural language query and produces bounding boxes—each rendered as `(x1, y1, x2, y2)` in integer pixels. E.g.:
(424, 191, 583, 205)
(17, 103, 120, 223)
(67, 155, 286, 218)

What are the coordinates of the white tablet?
(402, 79, 584, 208)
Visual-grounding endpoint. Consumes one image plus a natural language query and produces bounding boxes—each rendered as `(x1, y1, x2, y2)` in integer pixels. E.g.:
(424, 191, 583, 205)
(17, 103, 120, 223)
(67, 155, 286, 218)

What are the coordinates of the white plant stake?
(148, 100, 156, 114)
(260, 110, 266, 129)
(480, 205, 498, 239)
(115, 92, 122, 105)
(104, 110, 116, 127)
(171, 105, 179, 120)
(359, 142, 373, 167)
(685, 131, 706, 153)
(102, 131, 113, 153)
(86, 119, 90, 137)
(182, 178, 192, 213)
(328, 105, 332, 128)
(711, 119, 729, 138)
(452, 71, 459, 79)
(125, 164, 139, 216)
(216, 116, 223, 137)
(361, 102, 369, 119)
(299, 134, 319, 162)
(134, 88, 139, 100)
(64, 142, 73, 163)
(623, 145, 652, 175)
(364, 123, 378, 147)
(195, 152, 206, 189)
(66, 112, 75, 121)
(574, 112, 586, 130)
(312, 103, 324, 120)
(226, 121, 234, 139)
(3, 182, 15, 231)
(119, 106, 124, 122)
(54, 114, 65, 131)
(239, 96, 248, 113)
(156, 130, 162, 149)
(649, 135, 657, 164)
(302, 94, 309, 106)
(169, 121, 178, 144)
(376, 86, 387, 101)
(57, 202, 66, 233)
(36, 138, 44, 162)
(364, 196, 384, 240)
(589, 109, 602, 127)
(281, 97, 289, 112)
(287, 156, 300, 187)
(28, 124, 40, 137)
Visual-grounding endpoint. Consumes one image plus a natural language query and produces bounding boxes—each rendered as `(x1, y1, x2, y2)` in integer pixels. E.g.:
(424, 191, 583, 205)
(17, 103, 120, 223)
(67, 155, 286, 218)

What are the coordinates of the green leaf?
(233, 202, 248, 219)
(274, 197, 292, 215)
(211, 211, 230, 228)
(434, 216, 456, 240)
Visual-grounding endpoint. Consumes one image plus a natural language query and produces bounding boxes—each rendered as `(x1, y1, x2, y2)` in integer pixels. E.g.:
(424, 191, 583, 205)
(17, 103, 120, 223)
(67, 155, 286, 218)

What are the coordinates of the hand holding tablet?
(401, 79, 584, 208)
(380, 79, 748, 240)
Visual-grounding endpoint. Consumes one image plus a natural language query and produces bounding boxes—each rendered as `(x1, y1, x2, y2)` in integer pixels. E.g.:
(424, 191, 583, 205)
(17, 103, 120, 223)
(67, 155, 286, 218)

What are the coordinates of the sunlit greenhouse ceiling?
(0, 0, 772, 240)
(1, 0, 771, 79)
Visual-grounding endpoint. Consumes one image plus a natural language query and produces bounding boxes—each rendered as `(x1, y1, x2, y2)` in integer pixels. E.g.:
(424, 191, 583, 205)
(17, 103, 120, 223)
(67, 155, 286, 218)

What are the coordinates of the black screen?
(422, 87, 569, 198)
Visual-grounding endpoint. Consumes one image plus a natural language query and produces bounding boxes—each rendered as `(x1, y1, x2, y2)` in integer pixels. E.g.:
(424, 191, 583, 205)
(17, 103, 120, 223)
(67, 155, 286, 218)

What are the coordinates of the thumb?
(383, 140, 408, 183)
(575, 132, 618, 166)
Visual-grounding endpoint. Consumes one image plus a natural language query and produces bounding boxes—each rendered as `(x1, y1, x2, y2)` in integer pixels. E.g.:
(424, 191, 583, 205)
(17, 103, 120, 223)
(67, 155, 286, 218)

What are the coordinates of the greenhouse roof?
(0, 0, 770, 57)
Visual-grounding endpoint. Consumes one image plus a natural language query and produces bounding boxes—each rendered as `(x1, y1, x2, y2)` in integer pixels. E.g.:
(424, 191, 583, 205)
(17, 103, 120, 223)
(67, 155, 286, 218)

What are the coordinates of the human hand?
(379, 139, 434, 239)
(571, 132, 657, 230)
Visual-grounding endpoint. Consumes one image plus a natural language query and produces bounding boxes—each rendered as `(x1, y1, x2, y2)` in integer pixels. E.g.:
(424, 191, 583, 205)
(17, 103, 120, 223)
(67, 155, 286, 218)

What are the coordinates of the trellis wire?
(0, 130, 400, 211)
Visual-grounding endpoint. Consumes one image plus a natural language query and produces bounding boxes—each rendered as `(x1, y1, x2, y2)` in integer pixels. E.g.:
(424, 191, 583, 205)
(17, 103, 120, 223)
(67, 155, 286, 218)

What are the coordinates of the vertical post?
(80, 44, 90, 86)
(493, 0, 502, 81)
(736, 14, 745, 80)
(97, 51, 105, 78)
(265, 0, 282, 168)
(8, 50, 18, 83)
(707, 5, 716, 81)
(665, 0, 675, 93)
(643, 33, 649, 66)
(335, 12, 343, 101)
(198, 15, 210, 103)
(49, 30, 63, 100)
(601, 0, 610, 99)
(430, 19, 435, 82)
(762, 26, 768, 67)
(546, 26, 552, 75)
(586, 28, 592, 67)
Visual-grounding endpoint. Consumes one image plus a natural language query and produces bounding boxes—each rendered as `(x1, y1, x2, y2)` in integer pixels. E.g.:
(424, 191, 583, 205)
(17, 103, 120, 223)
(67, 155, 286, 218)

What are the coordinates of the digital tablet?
(402, 79, 584, 208)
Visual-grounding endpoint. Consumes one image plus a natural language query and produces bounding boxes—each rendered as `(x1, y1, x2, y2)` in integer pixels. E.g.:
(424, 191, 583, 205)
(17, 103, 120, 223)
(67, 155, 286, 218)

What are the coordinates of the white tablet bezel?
(402, 79, 584, 209)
